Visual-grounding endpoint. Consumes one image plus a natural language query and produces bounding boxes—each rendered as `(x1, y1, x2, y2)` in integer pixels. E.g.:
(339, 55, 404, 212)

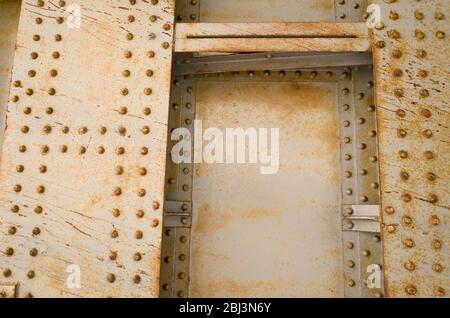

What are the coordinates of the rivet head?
(430, 215, 440, 226)
(385, 206, 395, 214)
(428, 193, 438, 204)
(403, 238, 414, 248)
(404, 261, 416, 271)
(386, 224, 396, 233)
(402, 216, 412, 226)
(405, 285, 417, 295)
(432, 263, 443, 273)
(347, 280, 355, 287)
(29, 248, 38, 257)
(109, 251, 117, 261)
(434, 287, 446, 297)
(107, 273, 116, 283)
(110, 229, 119, 238)
(432, 239, 442, 250)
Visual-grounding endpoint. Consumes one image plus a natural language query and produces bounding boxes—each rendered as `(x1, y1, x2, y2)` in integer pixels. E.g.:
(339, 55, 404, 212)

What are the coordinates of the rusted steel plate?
(175, 22, 370, 52)
(372, 0, 449, 297)
(189, 72, 343, 297)
(0, 0, 21, 151)
(0, 0, 175, 297)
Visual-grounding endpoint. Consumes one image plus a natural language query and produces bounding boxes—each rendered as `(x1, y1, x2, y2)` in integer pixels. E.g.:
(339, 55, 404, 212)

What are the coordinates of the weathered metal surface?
(0, 0, 175, 297)
(175, 22, 370, 53)
(0, 283, 17, 298)
(372, 0, 449, 297)
(0, 0, 21, 152)
(187, 70, 344, 297)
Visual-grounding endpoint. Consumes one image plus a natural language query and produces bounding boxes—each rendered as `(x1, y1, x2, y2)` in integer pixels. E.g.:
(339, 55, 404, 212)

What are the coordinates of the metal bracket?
(342, 205, 380, 233)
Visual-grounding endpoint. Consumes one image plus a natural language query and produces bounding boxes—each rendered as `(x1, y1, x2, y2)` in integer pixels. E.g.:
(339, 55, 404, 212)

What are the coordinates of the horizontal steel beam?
(174, 52, 373, 75)
(175, 23, 370, 53)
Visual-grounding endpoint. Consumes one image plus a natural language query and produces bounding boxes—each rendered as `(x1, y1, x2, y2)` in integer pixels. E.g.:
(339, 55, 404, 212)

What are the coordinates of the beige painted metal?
(190, 76, 343, 297)
(372, 0, 449, 297)
(0, 0, 175, 297)
(175, 22, 370, 52)
(0, 0, 21, 152)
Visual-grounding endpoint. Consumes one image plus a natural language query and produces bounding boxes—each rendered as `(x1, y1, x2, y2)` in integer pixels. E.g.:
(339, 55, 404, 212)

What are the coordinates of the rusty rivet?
(26, 88, 34, 96)
(79, 146, 86, 154)
(37, 185, 45, 194)
(388, 29, 400, 39)
(347, 280, 355, 287)
(109, 251, 117, 261)
(432, 263, 443, 273)
(133, 275, 141, 284)
(344, 154, 352, 161)
(39, 165, 47, 173)
(428, 193, 438, 204)
(385, 206, 395, 214)
(426, 172, 436, 182)
(396, 109, 406, 118)
(346, 242, 354, 249)
(32, 227, 41, 235)
(152, 219, 159, 228)
(144, 88, 152, 95)
(435, 11, 445, 20)
(5, 247, 14, 256)
(19, 145, 27, 153)
(162, 42, 170, 49)
(424, 151, 434, 160)
(393, 68, 403, 77)
(436, 31, 445, 39)
(393, 88, 404, 98)
(34, 206, 43, 214)
(404, 261, 416, 271)
(402, 216, 413, 226)
(422, 129, 433, 138)
(370, 182, 379, 189)
(138, 167, 147, 176)
(11, 95, 19, 102)
(362, 250, 371, 257)
(163, 23, 171, 31)
(11, 205, 19, 213)
(116, 147, 125, 155)
(135, 230, 143, 240)
(178, 272, 186, 280)
(13, 184, 22, 192)
(400, 170, 409, 181)
(397, 129, 407, 138)
(391, 49, 402, 58)
(110, 229, 118, 238)
(3, 268, 12, 277)
(416, 49, 427, 58)
(419, 89, 429, 98)
(152, 201, 160, 210)
(140, 147, 148, 155)
(137, 188, 146, 197)
(126, 33, 134, 40)
(345, 188, 353, 195)
(401, 193, 412, 202)
(107, 273, 116, 283)
(389, 11, 399, 20)
(432, 239, 442, 250)
(415, 29, 425, 40)
(375, 41, 385, 48)
(23, 107, 32, 114)
(403, 238, 414, 248)
(112, 208, 120, 218)
(113, 187, 122, 196)
(347, 260, 355, 268)
(136, 209, 145, 218)
(419, 108, 431, 118)
(430, 215, 440, 226)
(414, 10, 424, 20)
(344, 171, 352, 178)
(16, 165, 24, 173)
(405, 285, 417, 296)
(27, 270, 35, 279)
(8, 226, 17, 235)
(29, 248, 38, 257)
(398, 150, 408, 159)
(133, 252, 142, 261)
(386, 224, 396, 233)
(180, 235, 187, 243)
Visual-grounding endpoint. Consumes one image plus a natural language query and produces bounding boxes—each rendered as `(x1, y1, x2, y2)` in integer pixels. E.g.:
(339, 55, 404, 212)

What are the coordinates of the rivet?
(391, 49, 402, 59)
(415, 30, 425, 40)
(386, 224, 396, 233)
(375, 41, 385, 48)
(136, 209, 145, 218)
(141, 126, 150, 134)
(133, 275, 141, 284)
(393, 68, 403, 77)
(385, 206, 395, 214)
(138, 167, 147, 176)
(144, 88, 152, 95)
(11, 95, 19, 102)
(405, 285, 417, 295)
(3, 269, 12, 277)
(347, 260, 355, 268)
(29, 248, 38, 257)
(344, 171, 352, 178)
(27, 271, 35, 279)
(345, 221, 354, 230)
(140, 147, 148, 155)
(34, 206, 43, 214)
(419, 89, 429, 98)
(430, 215, 440, 226)
(400, 170, 409, 181)
(33, 34, 41, 41)
(133, 252, 142, 261)
(432, 239, 442, 250)
(116, 147, 125, 155)
(152, 201, 160, 210)
(420, 108, 431, 118)
(436, 31, 445, 39)
(143, 107, 151, 115)
(13, 184, 22, 192)
(112, 208, 120, 218)
(109, 251, 117, 261)
(137, 188, 146, 197)
(401, 193, 412, 202)
(404, 261, 416, 271)
(397, 129, 407, 138)
(110, 229, 118, 238)
(19, 145, 27, 153)
(416, 49, 427, 58)
(107, 273, 116, 283)
(179, 235, 187, 243)
(414, 10, 424, 20)
(113, 187, 122, 196)
(162, 42, 170, 49)
(393, 88, 404, 97)
(403, 238, 414, 248)
(370, 182, 379, 189)
(426, 172, 436, 181)
(346, 242, 354, 249)
(362, 250, 371, 257)
(147, 50, 155, 58)
(388, 29, 400, 39)
(428, 193, 438, 204)
(347, 280, 355, 287)
(26, 88, 34, 96)
(344, 154, 352, 161)
(135, 230, 143, 240)
(8, 226, 17, 235)
(389, 11, 399, 20)
(402, 216, 412, 225)
(432, 263, 443, 273)
(435, 12, 445, 20)
(396, 109, 406, 118)
(346, 188, 353, 195)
